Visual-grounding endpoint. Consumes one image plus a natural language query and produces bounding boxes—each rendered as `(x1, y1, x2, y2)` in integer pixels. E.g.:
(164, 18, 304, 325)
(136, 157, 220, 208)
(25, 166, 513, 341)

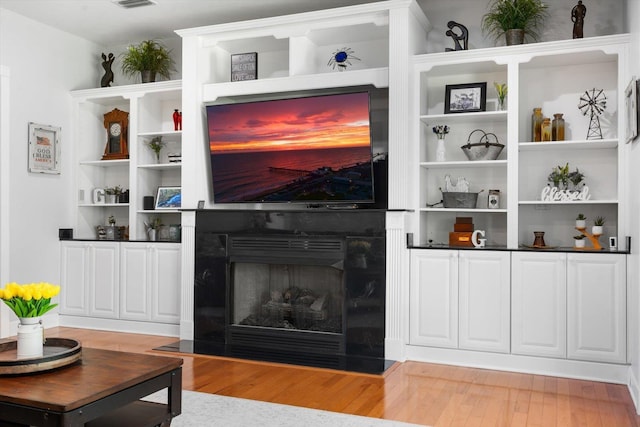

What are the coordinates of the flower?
(432, 125, 450, 139)
(494, 82, 508, 102)
(0, 282, 60, 318)
(146, 136, 165, 161)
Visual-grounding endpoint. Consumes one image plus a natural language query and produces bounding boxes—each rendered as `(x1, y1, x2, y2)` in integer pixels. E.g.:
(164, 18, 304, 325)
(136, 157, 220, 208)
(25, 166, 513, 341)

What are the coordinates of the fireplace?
(192, 209, 389, 373)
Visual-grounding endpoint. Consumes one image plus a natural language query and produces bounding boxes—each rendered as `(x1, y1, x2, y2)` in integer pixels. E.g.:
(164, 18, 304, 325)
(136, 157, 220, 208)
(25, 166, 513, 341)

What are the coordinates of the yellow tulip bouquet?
(0, 282, 60, 318)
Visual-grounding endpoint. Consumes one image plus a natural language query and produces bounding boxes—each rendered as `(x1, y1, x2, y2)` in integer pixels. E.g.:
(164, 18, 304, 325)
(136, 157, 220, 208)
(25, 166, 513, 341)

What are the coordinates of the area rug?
(144, 390, 427, 427)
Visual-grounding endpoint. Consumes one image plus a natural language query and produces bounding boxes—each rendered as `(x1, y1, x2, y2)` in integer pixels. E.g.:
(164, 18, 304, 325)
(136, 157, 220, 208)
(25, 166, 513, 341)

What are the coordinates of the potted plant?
(146, 136, 165, 162)
(573, 234, 586, 248)
(575, 213, 586, 229)
(494, 82, 508, 110)
(568, 168, 585, 190)
(481, 0, 549, 45)
(121, 39, 176, 83)
(144, 217, 163, 241)
(592, 216, 605, 235)
(104, 186, 122, 204)
(548, 163, 569, 189)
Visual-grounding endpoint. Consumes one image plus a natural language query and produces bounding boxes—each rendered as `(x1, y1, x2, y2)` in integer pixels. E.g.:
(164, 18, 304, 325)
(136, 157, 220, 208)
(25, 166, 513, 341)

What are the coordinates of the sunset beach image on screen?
(206, 91, 374, 203)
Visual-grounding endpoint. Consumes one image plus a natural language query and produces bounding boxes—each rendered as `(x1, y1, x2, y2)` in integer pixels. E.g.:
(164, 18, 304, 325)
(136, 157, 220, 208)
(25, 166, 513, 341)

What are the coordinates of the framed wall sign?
(625, 77, 638, 143)
(28, 122, 61, 174)
(445, 82, 487, 114)
(155, 186, 181, 209)
(231, 52, 258, 82)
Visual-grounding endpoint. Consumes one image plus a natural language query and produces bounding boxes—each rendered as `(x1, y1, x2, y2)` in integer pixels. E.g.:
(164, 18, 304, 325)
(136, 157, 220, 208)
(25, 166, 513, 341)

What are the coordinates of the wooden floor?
(46, 327, 640, 427)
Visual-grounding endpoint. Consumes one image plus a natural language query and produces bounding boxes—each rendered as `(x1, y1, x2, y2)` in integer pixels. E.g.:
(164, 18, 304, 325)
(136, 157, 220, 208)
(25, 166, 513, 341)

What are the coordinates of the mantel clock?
(102, 108, 129, 160)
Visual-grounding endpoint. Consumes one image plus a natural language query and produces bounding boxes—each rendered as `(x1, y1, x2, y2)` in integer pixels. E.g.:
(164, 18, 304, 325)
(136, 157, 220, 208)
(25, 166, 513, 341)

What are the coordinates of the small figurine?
(100, 53, 114, 87)
(571, 1, 586, 39)
(173, 109, 182, 131)
(327, 47, 360, 71)
(445, 21, 469, 51)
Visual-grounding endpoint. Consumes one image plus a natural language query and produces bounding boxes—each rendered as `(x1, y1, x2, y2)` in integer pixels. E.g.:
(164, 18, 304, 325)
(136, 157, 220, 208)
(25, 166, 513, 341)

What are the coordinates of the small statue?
(173, 109, 182, 131)
(445, 21, 469, 51)
(100, 53, 114, 87)
(571, 1, 586, 39)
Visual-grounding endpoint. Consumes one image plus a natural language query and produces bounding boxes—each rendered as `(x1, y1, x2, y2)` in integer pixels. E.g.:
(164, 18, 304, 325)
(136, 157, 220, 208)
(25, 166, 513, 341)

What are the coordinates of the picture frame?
(625, 77, 638, 143)
(28, 122, 61, 174)
(231, 52, 258, 82)
(155, 186, 181, 209)
(445, 82, 487, 114)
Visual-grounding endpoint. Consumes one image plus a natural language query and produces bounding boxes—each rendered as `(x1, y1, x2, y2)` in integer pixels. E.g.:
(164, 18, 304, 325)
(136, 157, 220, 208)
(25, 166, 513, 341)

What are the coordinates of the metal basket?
(461, 129, 504, 161)
(442, 191, 480, 208)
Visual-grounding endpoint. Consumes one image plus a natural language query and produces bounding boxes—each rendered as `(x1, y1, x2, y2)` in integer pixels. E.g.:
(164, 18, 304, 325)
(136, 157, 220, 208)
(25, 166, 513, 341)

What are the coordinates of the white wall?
(0, 8, 100, 334)
(625, 0, 640, 413)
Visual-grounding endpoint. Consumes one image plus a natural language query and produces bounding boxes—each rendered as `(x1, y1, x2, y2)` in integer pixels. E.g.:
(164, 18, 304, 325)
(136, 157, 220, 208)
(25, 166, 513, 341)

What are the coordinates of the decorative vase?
(552, 113, 565, 141)
(497, 98, 506, 111)
(17, 317, 43, 358)
(436, 139, 446, 162)
(141, 70, 156, 83)
(541, 118, 552, 141)
(532, 231, 546, 247)
(532, 108, 543, 142)
(505, 29, 525, 46)
(148, 228, 157, 241)
(592, 225, 603, 235)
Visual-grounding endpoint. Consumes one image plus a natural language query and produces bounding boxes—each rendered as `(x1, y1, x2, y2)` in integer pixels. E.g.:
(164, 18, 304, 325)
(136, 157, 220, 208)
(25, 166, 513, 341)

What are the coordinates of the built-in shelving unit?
(70, 80, 182, 241)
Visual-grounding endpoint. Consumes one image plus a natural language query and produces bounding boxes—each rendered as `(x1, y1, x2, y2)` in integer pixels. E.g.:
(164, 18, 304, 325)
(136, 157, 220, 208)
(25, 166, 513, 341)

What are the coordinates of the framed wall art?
(445, 82, 487, 114)
(625, 77, 638, 143)
(28, 122, 61, 174)
(155, 186, 181, 209)
(231, 52, 258, 82)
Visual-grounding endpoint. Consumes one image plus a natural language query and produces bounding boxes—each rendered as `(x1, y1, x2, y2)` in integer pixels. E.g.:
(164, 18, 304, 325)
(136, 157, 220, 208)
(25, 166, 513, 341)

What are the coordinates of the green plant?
(108, 215, 116, 225)
(144, 217, 163, 230)
(146, 136, 165, 161)
(482, 0, 549, 42)
(494, 82, 508, 103)
(594, 216, 606, 226)
(573, 234, 585, 240)
(104, 185, 122, 196)
(121, 39, 176, 81)
(568, 168, 585, 187)
(548, 163, 569, 188)
(576, 213, 586, 221)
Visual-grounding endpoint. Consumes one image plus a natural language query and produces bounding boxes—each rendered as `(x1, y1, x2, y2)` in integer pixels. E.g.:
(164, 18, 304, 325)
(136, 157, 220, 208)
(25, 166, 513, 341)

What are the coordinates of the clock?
(102, 108, 129, 160)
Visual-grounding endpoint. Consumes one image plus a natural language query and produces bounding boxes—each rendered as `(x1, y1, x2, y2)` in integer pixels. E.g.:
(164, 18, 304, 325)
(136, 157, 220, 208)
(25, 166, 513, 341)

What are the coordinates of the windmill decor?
(578, 88, 607, 140)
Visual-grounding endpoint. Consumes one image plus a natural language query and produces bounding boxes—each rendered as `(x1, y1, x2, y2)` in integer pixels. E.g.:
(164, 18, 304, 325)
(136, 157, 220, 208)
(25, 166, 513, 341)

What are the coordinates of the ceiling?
(0, 0, 397, 46)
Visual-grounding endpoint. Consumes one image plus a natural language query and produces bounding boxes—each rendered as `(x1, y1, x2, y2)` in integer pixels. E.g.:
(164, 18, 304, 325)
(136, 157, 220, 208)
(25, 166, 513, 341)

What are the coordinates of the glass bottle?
(532, 108, 543, 142)
(552, 113, 565, 141)
(541, 118, 552, 141)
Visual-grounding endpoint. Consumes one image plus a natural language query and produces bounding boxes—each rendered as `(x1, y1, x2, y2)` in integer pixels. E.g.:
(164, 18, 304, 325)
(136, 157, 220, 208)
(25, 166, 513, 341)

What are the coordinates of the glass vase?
(532, 108, 543, 142)
(541, 118, 552, 142)
(552, 113, 565, 141)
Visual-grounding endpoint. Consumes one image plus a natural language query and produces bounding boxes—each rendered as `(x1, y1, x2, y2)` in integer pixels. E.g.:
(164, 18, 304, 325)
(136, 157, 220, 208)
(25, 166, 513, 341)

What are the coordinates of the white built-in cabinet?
(70, 81, 182, 241)
(60, 241, 119, 319)
(120, 242, 181, 324)
(59, 241, 181, 332)
(409, 249, 510, 353)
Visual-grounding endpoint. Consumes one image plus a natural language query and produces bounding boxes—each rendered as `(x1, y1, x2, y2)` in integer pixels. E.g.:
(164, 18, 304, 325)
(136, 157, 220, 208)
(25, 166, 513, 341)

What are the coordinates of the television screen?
(206, 90, 375, 204)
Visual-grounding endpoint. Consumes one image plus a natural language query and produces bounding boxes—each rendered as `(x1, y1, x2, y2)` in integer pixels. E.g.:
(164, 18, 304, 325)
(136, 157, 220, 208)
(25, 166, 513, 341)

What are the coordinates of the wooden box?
(449, 231, 474, 247)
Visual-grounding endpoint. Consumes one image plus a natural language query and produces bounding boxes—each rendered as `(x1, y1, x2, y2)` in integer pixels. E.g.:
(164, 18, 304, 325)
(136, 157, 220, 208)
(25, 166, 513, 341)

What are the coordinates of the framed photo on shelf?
(231, 52, 258, 82)
(155, 186, 182, 209)
(625, 77, 638, 143)
(445, 82, 487, 114)
(28, 122, 61, 174)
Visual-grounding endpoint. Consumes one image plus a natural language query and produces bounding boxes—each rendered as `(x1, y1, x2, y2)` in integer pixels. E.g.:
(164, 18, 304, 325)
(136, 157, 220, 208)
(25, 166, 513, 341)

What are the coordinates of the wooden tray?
(0, 338, 82, 375)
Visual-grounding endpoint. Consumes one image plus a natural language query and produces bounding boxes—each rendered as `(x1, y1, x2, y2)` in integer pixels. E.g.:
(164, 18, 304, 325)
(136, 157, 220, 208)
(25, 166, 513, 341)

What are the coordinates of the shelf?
(79, 159, 130, 167)
(138, 163, 182, 171)
(136, 210, 181, 214)
(519, 139, 618, 151)
(420, 160, 507, 169)
(420, 111, 507, 124)
(138, 130, 182, 138)
(79, 203, 130, 208)
(420, 208, 507, 213)
(519, 200, 618, 205)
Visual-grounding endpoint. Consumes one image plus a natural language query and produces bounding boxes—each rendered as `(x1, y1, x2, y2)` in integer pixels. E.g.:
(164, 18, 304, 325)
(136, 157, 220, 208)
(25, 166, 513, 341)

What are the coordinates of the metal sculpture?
(578, 88, 606, 140)
(445, 21, 469, 51)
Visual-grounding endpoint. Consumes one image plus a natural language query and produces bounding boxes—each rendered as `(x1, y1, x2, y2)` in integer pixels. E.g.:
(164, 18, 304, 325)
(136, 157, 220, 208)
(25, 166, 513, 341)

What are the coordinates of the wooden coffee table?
(0, 347, 183, 427)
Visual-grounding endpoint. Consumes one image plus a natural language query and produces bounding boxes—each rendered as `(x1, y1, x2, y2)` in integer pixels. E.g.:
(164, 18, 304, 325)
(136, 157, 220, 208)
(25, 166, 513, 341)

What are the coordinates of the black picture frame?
(231, 52, 258, 82)
(445, 82, 487, 114)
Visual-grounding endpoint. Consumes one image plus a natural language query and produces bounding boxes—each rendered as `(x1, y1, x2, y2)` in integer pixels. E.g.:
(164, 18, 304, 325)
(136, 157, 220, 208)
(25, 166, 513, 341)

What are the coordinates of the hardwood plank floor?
(45, 327, 640, 427)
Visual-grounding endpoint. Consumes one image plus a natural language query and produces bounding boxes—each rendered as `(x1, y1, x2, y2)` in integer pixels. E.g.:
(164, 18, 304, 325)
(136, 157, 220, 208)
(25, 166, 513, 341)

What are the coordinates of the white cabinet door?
(120, 242, 181, 323)
(458, 250, 510, 353)
(120, 243, 152, 321)
(151, 243, 181, 324)
(410, 250, 458, 348)
(567, 253, 626, 364)
(60, 241, 119, 319)
(511, 251, 566, 358)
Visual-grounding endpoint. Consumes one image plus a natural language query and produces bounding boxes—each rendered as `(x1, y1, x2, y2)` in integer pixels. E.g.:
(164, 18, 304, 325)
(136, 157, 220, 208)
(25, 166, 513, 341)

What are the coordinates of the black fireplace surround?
(189, 209, 390, 374)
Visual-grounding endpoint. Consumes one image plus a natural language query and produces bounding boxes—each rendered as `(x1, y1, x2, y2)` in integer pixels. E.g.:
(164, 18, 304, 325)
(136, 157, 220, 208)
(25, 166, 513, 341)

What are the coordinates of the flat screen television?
(206, 89, 377, 205)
